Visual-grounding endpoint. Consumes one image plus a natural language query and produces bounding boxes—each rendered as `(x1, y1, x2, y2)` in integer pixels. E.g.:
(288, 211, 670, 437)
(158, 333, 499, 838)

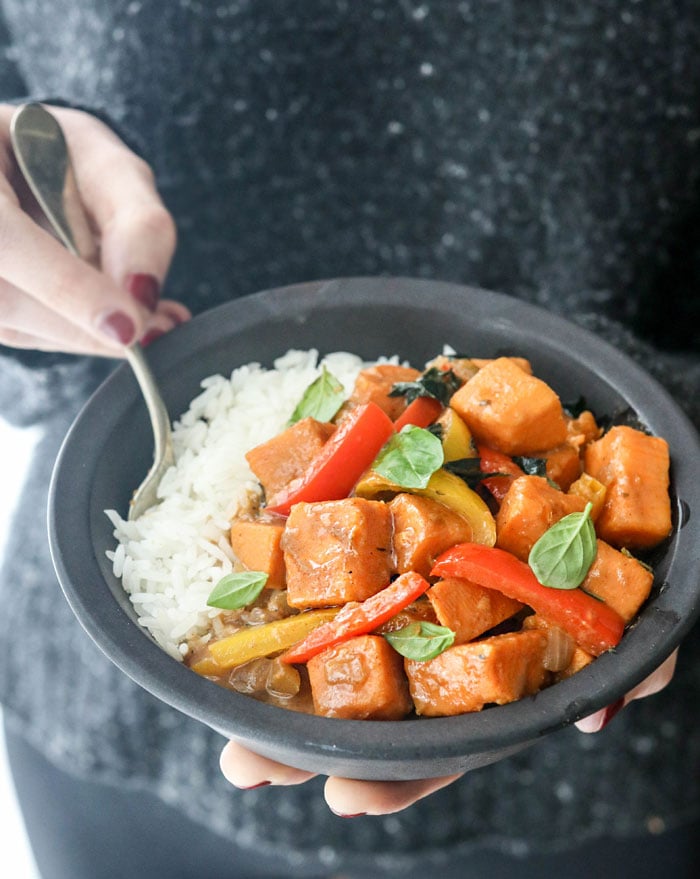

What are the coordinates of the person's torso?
(3, 0, 700, 347)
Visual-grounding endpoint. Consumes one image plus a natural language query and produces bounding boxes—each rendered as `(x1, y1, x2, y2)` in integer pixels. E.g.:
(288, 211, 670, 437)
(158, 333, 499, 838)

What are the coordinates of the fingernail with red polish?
(126, 273, 160, 312)
(331, 811, 367, 819)
(141, 329, 165, 347)
(98, 311, 136, 345)
(600, 697, 625, 730)
(242, 781, 271, 790)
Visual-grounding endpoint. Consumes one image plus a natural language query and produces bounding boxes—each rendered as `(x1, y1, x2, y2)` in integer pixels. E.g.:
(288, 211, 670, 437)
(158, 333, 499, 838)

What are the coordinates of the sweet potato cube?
(405, 630, 548, 716)
(449, 357, 568, 456)
(496, 476, 587, 561)
(390, 493, 473, 578)
(566, 410, 602, 449)
(229, 519, 286, 588)
(541, 443, 582, 491)
(428, 355, 533, 384)
(580, 539, 654, 622)
(471, 356, 533, 375)
(282, 498, 393, 608)
(583, 426, 671, 550)
(245, 417, 335, 499)
(308, 634, 412, 720)
(427, 577, 522, 644)
(345, 364, 421, 420)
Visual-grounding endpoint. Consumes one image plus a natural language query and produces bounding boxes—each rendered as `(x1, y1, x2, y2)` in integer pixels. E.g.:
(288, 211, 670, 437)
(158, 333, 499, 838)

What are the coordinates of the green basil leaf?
(207, 571, 268, 609)
(389, 366, 461, 405)
(372, 425, 444, 489)
(384, 621, 455, 661)
(288, 365, 346, 425)
(528, 502, 597, 589)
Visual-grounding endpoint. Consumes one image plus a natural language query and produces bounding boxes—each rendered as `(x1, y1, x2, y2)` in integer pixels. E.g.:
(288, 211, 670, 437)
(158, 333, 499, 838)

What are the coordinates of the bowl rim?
(48, 276, 700, 779)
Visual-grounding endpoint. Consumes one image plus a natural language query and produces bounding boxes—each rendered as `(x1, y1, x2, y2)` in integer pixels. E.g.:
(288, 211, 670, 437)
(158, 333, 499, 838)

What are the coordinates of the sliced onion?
(266, 658, 301, 698)
(542, 625, 576, 672)
(228, 658, 271, 693)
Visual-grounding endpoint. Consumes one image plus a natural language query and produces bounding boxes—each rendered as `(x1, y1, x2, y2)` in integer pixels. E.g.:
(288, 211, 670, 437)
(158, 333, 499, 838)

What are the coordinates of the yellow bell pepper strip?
(393, 396, 443, 431)
(431, 543, 625, 656)
(436, 408, 477, 462)
(188, 654, 228, 677)
(423, 470, 496, 545)
(192, 608, 340, 674)
(265, 402, 396, 517)
(281, 571, 431, 665)
(354, 467, 497, 547)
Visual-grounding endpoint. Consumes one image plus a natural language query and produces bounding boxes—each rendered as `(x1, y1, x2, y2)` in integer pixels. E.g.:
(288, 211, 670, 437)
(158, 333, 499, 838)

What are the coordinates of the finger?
(626, 649, 677, 701)
(154, 298, 192, 325)
(0, 275, 120, 355)
(48, 107, 177, 300)
(99, 201, 177, 309)
(324, 773, 462, 817)
(0, 156, 19, 206)
(0, 199, 149, 350)
(139, 299, 192, 346)
(0, 277, 180, 356)
(138, 309, 185, 348)
(574, 699, 626, 734)
(575, 650, 678, 734)
(219, 741, 317, 789)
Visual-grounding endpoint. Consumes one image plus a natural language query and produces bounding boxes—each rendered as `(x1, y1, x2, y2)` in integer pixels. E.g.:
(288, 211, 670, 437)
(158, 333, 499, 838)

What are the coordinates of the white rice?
(105, 349, 379, 660)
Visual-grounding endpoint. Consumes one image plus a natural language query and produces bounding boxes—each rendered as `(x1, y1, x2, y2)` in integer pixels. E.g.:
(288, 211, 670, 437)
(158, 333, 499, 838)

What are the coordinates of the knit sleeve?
(0, 5, 25, 99)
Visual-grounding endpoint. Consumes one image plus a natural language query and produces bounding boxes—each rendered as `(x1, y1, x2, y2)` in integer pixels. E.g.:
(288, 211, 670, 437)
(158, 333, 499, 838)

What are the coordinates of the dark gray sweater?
(1, 2, 699, 874)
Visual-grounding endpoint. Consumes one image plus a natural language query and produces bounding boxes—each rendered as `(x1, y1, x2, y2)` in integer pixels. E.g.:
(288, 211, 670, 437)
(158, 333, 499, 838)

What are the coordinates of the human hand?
(220, 651, 678, 816)
(0, 102, 190, 356)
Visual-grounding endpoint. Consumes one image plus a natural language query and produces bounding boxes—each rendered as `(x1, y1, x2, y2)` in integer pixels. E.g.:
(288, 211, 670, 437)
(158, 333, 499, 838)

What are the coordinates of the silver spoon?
(10, 102, 174, 520)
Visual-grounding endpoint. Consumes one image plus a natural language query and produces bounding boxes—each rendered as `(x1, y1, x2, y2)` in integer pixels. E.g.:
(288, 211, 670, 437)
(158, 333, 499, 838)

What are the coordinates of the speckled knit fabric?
(1, 2, 699, 875)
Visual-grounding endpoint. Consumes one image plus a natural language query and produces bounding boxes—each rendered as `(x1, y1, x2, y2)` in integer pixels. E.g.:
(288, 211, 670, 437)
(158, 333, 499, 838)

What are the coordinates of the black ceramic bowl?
(49, 277, 700, 780)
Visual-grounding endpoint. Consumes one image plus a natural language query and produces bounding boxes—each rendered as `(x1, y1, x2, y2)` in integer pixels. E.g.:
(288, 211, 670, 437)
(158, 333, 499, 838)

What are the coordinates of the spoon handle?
(10, 102, 174, 519)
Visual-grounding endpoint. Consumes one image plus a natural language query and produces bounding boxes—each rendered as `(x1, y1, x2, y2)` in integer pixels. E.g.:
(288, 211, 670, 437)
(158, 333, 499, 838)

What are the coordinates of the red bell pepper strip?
(265, 402, 396, 517)
(478, 445, 525, 502)
(393, 396, 443, 431)
(431, 543, 625, 656)
(281, 571, 431, 664)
